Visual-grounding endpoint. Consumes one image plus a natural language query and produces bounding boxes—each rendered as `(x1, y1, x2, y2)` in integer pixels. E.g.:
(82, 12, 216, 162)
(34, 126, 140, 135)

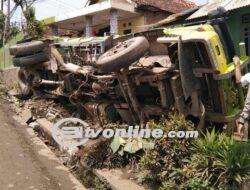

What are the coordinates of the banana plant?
(110, 136, 155, 156)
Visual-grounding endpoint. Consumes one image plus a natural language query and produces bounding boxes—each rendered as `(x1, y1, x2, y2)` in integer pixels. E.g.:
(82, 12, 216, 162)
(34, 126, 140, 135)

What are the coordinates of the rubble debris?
(28, 122, 40, 129)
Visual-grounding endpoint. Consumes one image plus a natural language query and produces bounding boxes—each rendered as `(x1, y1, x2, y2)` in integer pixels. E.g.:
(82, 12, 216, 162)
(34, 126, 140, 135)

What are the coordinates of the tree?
(0, 10, 5, 32)
(13, 0, 37, 11)
(13, 0, 44, 37)
(0, 10, 5, 47)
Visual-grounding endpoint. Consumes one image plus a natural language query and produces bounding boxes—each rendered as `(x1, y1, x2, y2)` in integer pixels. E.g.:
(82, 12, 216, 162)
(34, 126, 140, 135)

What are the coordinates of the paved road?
(0, 99, 84, 190)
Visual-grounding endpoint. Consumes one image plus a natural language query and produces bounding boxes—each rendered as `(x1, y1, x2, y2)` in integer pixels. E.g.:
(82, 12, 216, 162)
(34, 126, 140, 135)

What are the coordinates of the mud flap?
(189, 92, 206, 133)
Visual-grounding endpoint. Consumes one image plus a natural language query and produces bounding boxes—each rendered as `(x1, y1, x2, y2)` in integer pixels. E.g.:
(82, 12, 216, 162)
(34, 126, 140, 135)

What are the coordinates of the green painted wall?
(0, 32, 24, 69)
(226, 7, 250, 55)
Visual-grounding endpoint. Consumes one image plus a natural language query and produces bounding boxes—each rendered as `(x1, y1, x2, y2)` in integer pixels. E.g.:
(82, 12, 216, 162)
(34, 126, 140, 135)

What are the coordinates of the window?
(182, 42, 212, 68)
(243, 26, 250, 55)
(242, 14, 250, 24)
(242, 14, 250, 55)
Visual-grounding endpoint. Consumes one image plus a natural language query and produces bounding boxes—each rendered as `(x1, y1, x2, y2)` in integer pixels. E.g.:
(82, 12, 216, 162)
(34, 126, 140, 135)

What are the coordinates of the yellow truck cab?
(157, 24, 250, 125)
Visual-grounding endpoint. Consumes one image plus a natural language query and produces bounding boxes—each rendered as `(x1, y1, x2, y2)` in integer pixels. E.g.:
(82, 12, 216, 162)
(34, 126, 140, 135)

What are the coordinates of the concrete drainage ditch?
(1, 84, 146, 190)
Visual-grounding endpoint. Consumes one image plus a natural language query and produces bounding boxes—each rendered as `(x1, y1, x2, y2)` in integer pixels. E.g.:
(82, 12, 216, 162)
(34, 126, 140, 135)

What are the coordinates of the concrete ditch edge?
(13, 109, 87, 190)
(35, 118, 146, 190)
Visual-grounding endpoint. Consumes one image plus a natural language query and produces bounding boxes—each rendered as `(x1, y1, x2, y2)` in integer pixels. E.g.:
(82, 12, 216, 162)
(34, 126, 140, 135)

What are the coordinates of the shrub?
(139, 114, 197, 189)
(24, 7, 44, 37)
(190, 130, 250, 189)
(140, 115, 250, 190)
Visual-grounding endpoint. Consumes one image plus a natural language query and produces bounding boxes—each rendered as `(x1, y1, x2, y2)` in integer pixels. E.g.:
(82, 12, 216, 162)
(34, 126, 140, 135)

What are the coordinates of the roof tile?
(132, 0, 197, 13)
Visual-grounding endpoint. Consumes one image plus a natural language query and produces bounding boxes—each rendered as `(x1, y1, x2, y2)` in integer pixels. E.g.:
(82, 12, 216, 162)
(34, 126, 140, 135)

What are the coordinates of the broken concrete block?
(46, 112, 57, 121)
(29, 122, 40, 129)
(67, 147, 79, 157)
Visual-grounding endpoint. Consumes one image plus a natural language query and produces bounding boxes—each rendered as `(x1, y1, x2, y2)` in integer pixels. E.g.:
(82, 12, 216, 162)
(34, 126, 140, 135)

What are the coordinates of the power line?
(43, 0, 78, 11)
(39, 1, 76, 12)
(51, 0, 82, 10)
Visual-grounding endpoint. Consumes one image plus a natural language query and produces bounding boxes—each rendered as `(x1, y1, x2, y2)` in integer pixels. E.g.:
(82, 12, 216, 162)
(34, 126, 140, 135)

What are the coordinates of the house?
(43, 0, 196, 37)
(152, 0, 250, 56)
(186, 0, 250, 56)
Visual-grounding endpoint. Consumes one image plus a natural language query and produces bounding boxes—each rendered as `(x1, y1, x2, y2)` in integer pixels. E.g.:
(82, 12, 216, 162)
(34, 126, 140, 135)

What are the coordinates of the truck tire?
(96, 36, 149, 73)
(10, 41, 46, 57)
(13, 51, 49, 67)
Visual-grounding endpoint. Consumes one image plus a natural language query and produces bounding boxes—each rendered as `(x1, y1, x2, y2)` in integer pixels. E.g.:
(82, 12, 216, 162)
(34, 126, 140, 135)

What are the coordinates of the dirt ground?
(0, 98, 84, 190)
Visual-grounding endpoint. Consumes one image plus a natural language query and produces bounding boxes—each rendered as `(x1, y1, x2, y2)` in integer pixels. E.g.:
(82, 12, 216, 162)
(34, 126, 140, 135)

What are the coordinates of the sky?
(4, 0, 207, 23)
(192, 0, 207, 5)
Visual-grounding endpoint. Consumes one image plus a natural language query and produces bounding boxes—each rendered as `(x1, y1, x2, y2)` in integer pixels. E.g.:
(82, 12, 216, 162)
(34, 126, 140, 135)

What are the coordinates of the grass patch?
(0, 32, 24, 69)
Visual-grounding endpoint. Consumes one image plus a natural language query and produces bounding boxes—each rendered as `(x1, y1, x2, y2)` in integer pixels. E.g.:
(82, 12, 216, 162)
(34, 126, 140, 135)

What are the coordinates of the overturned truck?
(10, 24, 249, 131)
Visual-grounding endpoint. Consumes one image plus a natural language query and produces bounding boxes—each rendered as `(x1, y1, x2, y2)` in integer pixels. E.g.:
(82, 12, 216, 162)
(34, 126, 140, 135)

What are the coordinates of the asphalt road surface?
(0, 99, 84, 190)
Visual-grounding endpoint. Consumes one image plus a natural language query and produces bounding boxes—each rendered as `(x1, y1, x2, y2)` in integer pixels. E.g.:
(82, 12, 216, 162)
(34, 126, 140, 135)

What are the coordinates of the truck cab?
(157, 24, 249, 125)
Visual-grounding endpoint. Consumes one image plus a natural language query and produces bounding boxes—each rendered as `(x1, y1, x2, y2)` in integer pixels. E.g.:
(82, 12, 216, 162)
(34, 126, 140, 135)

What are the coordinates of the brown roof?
(131, 0, 197, 13)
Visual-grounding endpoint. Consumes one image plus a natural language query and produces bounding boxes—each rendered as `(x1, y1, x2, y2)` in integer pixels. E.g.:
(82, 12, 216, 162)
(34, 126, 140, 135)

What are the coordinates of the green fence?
(0, 32, 24, 69)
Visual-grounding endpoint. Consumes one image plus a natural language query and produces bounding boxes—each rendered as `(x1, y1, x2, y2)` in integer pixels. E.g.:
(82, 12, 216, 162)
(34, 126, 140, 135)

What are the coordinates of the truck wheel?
(96, 36, 149, 73)
(10, 41, 46, 57)
(13, 51, 49, 67)
(17, 69, 32, 98)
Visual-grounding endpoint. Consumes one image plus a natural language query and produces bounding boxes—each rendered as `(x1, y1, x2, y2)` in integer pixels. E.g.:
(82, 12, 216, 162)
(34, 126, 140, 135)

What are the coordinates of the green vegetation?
(0, 32, 24, 69)
(13, 0, 44, 37)
(139, 114, 197, 189)
(67, 114, 250, 190)
(139, 115, 250, 190)
(74, 167, 111, 190)
(0, 10, 21, 47)
(0, 10, 5, 47)
(0, 11, 4, 31)
(0, 0, 44, 69)
(23, 7, 44, 37)
(111, 136, 154, 156)
(189, 131, 250, 189)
